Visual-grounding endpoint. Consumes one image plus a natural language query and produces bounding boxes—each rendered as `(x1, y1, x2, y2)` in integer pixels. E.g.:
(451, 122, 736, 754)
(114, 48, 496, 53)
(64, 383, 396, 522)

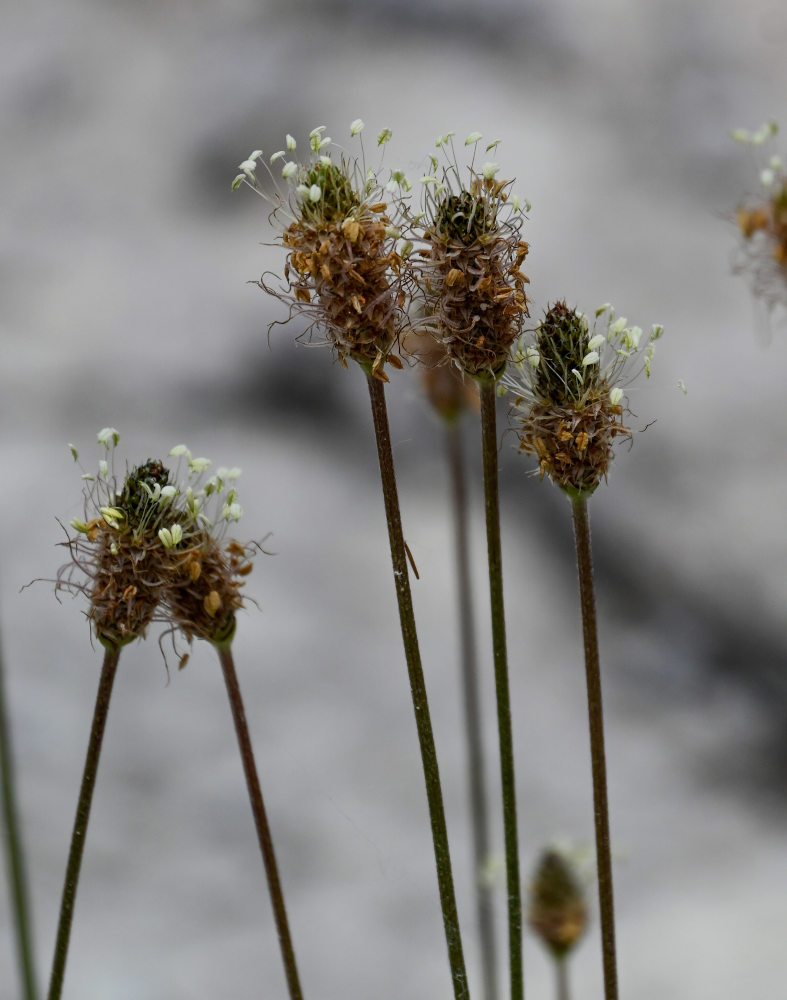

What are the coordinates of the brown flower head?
(504, 302, 663, 497)
(235, 122, 412, 381)
(156, 445, 255, 650)
(57, 433, 255, 652)
(58, 429, 179, 647)
(731, 122, 787, 317)
(528, 847, 588, 960)
(414, 132, 530, 380)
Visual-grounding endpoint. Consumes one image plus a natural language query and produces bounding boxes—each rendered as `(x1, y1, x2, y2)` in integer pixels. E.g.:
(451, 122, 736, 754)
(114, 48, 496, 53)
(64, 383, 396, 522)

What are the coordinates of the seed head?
(56, 433, 255, 651)
(528, 848, 588, 960)
(415, 132, 530, 380)
(58, 434, 180, 646)
(504, 302, 663, 497)
(238, 121, 412, 381)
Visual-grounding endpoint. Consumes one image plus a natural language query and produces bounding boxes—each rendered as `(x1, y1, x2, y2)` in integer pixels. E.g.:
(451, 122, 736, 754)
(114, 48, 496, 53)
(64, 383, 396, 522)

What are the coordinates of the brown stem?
(216, 643, 304, 1000)
(446, 421, 498, 1000)
(570, 496, 618, 1000)
(479, 379, 523, 1000)
(367, 374, 470, 1000)
(48, 643, 121, 1000)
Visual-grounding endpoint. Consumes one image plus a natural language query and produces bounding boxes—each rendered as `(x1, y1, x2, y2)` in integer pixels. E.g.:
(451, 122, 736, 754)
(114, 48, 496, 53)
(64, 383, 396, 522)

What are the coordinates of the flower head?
(238, 121, 411, 381)
(528, 847, 588, 960)
(732, 122, 787, 315)
(57, 433, 255, 650)
(414, 132, 530, 380)
(504, 302, 663, 497)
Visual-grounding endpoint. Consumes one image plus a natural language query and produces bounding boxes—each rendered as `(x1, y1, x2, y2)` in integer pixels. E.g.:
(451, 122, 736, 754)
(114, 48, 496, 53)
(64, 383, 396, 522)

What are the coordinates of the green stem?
(216, 643, 304, 1000)
(555, 957, 570, 1000)
(0, 630, 40, 1000)
(48, 643, 121, 1000)
(570, 496, 618, 1000)
(479, 379, 523, 1000)
(366, 374, 470, 1000)
(446, 422, 498, 1000)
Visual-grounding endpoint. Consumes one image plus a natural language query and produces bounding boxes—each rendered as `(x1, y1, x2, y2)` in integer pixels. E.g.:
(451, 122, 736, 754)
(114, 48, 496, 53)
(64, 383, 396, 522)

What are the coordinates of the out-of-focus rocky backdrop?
(3, 0, 787, 997)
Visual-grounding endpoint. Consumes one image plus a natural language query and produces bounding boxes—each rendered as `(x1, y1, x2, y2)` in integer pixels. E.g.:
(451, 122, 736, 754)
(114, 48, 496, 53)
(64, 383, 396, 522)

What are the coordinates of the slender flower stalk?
(505, 301, 664, 1000)
(414, 132, 530, 1000)
(447, 418, 498, 1000)
(479, 378, 521, 1000)
(157, 446, 305, 1000)
(413, 333, 497, 1000)
(367, 374, 469, 1000)
(0, 629, 39, 1000)
(570, 496, 615, 998)
(48, 642, 120, 1000)
(239, 122, 470, 999)
(217, 642, 303, 1000)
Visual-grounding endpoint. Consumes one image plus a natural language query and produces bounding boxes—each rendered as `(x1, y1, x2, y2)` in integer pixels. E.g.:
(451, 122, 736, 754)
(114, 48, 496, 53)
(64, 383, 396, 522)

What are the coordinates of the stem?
(0, 631, 39, 1000)
(479, 379, 523, 1000)
(366, 374, 470, 1000)
(555, 957, 570, 1000)
(446, 422, 498, 1000)
(570, 496, 618, 1000)
(48, 643, 121, 1000)
(216, 643, 304, 1000)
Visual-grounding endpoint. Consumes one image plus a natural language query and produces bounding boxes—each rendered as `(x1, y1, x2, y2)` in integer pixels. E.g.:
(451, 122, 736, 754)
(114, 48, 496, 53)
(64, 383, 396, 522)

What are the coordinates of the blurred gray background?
(3, 0, 787, 997)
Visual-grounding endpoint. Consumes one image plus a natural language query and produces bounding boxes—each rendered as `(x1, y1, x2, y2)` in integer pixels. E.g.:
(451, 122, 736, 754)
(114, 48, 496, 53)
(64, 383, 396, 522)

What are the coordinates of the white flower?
(282, 161, 297, 179)
(622, 326, 642, 350)
(761, 167, 775, 187)
(587, 334, 606, 351)
(309, 184, 322, 202)
(222, 502, 243, 522)
(350, 118, 365, 136)
(482, 162, 500, 180)
(158, 524, 183, 549)
(100, 506, 125, 529)
(286, 134, 296, 150)
(609, 387, 623, 406)
(97, 427, 119, 448)
(465, 131, 482, 145)
(582, 351, 600, 367)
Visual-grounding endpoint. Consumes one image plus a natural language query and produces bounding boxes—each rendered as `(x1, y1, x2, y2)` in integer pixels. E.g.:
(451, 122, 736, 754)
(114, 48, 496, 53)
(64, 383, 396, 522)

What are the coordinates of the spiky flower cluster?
(57, 429, 254, 650)
(415, 132, 530, 380)
(732, 121, 787, 314)
(504, 302, 663, 496)
(235, 122, 412, 380)
(528, 847, 588, 960)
